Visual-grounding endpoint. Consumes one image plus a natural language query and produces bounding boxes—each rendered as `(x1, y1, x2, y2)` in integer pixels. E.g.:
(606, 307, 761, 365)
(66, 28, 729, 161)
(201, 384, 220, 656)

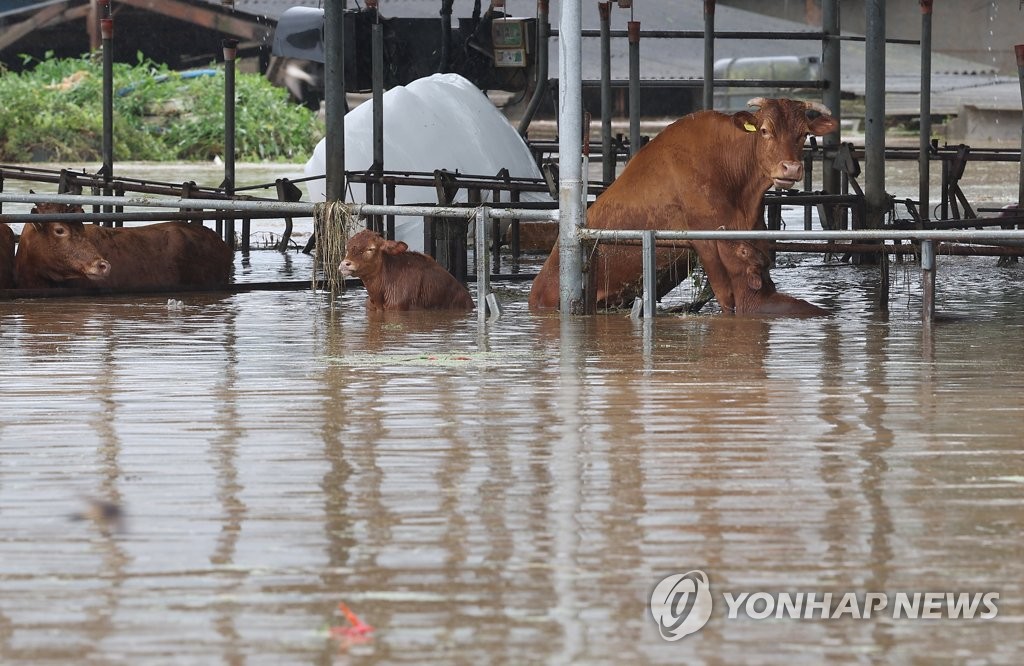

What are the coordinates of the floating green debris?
(325, 350, 526, 368)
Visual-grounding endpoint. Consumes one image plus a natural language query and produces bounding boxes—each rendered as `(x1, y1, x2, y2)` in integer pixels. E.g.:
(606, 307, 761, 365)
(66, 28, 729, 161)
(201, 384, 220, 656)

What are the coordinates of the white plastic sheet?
(304, 73, 550, 252)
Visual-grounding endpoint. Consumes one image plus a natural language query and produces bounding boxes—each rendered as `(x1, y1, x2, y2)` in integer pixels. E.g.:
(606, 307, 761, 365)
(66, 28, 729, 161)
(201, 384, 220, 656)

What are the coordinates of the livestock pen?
(4, 187, 1024, 331)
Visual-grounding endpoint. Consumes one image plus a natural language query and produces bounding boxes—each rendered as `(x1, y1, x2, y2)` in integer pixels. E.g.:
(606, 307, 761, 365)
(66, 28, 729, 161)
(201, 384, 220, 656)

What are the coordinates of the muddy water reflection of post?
(84, 310, 130, 660)
(206, 303, 248, 663)
(586, 317, 649, 655)
(10, 302, 132, 657)
(317, 307, 357, 605)
(816, 315, 894, 655)
(860, 317, 895, 656)
(551, 316, 585, 661)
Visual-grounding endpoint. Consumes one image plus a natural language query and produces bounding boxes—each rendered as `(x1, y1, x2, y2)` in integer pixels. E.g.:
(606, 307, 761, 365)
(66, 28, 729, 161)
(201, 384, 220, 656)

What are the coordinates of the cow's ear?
(732, 111, 759, 133)
(807, 114, 839, 136)
(383, 240, 408, 255)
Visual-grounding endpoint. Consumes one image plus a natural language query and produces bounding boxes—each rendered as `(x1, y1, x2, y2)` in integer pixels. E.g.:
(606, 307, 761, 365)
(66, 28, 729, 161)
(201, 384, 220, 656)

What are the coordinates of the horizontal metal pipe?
(0, 192, 559, 221)
(556, 29, 919, 45)
(579, 78, 825, 89)
(5, 193, 1020, 241)
(580, 229, 1024, 242)
(776, 242, 1024, 256)
(1, 192, 313, 215)
(1, 211, 285, 224)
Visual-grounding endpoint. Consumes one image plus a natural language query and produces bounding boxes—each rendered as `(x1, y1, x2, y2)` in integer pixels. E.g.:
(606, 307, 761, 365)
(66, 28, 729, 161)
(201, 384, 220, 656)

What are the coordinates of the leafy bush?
(0, 52, 324, 162)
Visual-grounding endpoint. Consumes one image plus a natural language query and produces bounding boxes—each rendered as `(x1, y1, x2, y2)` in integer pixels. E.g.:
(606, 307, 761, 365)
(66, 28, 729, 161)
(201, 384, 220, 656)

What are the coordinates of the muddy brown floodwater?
(1, 160, 1023, 663)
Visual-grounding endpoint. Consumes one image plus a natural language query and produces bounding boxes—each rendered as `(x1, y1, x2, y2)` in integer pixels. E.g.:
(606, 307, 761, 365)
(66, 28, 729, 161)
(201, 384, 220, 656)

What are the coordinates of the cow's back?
(85, 222, 232, 289)
(589, 111, 744, 231)
(0, 224, 15, 289)
(376, 252, 474, 311)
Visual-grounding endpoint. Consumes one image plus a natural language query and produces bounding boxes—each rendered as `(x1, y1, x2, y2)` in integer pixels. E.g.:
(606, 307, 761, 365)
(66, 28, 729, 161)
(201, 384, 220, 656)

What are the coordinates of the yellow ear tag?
(743, 122, 757, 132)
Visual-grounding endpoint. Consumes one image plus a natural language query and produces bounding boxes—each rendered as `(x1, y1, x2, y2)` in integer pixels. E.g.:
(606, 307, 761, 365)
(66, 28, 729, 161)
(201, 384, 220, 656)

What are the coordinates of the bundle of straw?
(312, 201, 359, 302)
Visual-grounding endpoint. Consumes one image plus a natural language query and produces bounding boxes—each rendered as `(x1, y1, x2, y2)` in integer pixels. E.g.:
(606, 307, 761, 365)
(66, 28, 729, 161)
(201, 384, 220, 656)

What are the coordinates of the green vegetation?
(0, 52, 324, 163)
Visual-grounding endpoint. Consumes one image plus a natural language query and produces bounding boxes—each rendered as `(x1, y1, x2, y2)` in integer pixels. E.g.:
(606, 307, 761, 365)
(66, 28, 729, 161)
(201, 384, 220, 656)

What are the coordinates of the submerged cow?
(528, 97, 839, 315)
(14, 202, 233, 290)
(1, 223, 15, 289)
(339, 228, 474, 312)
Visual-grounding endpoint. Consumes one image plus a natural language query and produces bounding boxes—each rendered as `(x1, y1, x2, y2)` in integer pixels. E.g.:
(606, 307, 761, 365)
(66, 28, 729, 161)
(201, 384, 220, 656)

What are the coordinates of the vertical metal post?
(628, 21, 641, 158)
(438, 0, 452, 72)
(919, 1, 933, 220)
(476, 206, 491, 324)
(558, 0, 585, 315)
(1016, 44, 1024, 211)
(864, 0, 886, 230)
(599, 2, 613, 185)
(100, 5, 113, 212)
(324, 0, 347, 203)
(921, 239, 935, 325)
(821, 0, 841, 197)
(517, 0, 550, 136)
(803, 153, 813, 230)
(940, 157, 950, 220)
(223, 39, 238, 250)
(865, 0, 888, 309)
(702, 0, 715, 110)
(372, 18, 385, 234)
(641, 230, 657, 318)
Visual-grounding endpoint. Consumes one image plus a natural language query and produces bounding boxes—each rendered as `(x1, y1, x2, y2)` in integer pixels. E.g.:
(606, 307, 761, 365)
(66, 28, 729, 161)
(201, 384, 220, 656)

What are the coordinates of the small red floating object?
(330, 602, 375, 641)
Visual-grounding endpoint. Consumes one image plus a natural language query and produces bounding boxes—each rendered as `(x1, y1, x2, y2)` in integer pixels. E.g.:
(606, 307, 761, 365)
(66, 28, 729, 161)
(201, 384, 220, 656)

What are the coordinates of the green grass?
(0, 51, 324, 162)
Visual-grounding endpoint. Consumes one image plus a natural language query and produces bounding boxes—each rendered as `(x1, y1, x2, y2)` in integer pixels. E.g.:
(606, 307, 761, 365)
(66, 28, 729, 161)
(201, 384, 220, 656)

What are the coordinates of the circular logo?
(650, 570, 714, 641)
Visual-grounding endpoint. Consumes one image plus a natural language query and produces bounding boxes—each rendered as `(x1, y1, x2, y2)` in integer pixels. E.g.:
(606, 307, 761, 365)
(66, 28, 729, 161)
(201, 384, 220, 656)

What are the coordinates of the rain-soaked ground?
(2, 162, 1024, 663)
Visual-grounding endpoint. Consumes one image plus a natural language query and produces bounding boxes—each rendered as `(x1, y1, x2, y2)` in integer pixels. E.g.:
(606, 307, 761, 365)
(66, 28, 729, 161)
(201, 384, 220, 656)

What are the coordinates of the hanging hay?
(312, 201, 359, 304)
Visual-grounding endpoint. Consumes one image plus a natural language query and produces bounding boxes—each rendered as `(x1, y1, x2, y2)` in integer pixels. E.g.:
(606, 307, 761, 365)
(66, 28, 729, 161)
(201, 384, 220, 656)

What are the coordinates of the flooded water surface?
(2, 248, 1023, 664)
(2, 160, 1024, 663)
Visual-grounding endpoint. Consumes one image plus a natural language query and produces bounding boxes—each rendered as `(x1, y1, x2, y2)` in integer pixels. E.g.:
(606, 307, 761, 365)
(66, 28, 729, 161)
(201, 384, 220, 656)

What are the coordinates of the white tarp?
(304, 73, 551, 252)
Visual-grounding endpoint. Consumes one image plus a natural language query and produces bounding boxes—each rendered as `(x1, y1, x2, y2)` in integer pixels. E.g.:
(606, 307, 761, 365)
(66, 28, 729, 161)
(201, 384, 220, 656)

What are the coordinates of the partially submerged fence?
(4, 191, 1023, 327)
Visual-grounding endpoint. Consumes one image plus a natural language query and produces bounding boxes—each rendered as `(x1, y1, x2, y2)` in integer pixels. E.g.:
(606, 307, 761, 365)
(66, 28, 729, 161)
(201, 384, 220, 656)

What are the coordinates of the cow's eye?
(760, 127, 769, 137)
(54, 226, 66, 236)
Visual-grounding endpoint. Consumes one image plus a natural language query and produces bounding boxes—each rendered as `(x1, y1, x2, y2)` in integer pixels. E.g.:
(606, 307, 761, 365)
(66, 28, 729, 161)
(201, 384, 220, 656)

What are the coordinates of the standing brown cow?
(1, 223, 15, 289)
(14, 202, 233, 290)
(529, 97, 839, 315)
(339, 228, 474, 312)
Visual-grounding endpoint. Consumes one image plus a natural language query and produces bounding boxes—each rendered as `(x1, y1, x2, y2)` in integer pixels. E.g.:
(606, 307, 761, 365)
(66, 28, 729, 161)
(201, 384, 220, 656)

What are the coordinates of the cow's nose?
(779, 161, 803, 180)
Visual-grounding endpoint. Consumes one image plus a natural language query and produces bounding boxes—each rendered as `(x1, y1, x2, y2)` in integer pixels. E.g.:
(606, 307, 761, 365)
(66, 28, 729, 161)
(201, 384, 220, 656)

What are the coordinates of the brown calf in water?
(339, 229, 474, 312)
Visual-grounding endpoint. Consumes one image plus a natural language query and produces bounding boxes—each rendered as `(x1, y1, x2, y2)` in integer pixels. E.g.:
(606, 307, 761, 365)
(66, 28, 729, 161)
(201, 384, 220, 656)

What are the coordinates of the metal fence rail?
(5, 192, 1022, 325)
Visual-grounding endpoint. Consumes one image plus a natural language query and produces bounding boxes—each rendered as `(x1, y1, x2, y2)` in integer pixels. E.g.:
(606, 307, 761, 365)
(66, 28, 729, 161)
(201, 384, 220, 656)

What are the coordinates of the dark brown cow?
(339, 228, 474, 311)
(1, 223, 15, 289)
(14, 202, 233, 290)
(529, 97, 839, 315)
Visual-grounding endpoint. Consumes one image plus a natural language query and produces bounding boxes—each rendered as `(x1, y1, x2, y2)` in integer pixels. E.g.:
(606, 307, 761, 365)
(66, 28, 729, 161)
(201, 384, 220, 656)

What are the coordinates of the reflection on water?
(1, 251, 1023, 664)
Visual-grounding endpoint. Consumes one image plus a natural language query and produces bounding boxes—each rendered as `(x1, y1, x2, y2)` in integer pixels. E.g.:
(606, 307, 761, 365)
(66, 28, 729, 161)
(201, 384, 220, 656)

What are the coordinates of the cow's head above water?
(18, 202, 112, 284)
(339, 229, 409, 279)
(732, 97, 839, 190)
